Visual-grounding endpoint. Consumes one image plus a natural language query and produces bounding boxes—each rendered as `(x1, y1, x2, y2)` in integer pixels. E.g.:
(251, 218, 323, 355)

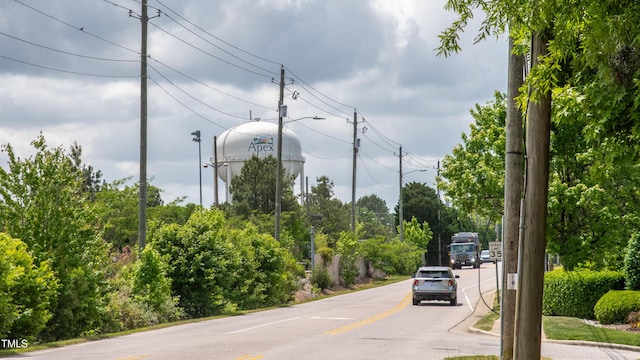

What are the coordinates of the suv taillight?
(413, 279, 419, 286)
(448, 279, 454, 287)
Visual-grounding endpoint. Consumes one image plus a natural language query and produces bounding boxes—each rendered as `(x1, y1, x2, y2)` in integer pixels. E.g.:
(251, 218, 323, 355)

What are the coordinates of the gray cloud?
(0, 0, 507, 208)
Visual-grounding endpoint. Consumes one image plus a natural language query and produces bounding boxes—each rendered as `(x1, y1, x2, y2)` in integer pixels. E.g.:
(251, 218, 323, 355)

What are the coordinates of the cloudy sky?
(0, 0, 506, 211)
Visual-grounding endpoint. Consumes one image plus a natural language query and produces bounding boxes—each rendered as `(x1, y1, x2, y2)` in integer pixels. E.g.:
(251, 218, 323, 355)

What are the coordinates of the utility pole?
(501, 34, 525, 360)
(274, 65, 285, 241)
(398, 146, 404, 242)
(137, 0, 149, 250)
(514, 32, 551, 360)
(437, 159, 442, 266)
(213, 136, 219, 207)
(350, 109, 359, 233)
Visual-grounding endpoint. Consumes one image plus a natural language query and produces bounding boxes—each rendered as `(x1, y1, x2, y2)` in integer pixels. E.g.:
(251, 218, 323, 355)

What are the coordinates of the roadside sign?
(489, 241, 502, 261)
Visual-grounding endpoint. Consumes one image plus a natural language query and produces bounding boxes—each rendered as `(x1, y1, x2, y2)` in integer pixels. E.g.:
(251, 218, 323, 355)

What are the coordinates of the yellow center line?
(323, 291, 411, 335)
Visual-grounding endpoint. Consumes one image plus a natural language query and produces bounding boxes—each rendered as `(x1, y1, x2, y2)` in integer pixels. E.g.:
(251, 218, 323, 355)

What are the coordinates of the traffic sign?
(489, 241, 502, 261)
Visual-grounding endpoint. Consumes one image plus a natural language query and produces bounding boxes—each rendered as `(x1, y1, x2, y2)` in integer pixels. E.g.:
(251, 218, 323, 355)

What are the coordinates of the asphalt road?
(7, 263, 640, 360)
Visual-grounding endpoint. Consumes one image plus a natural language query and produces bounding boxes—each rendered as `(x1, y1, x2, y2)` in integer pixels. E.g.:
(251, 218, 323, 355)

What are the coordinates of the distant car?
(480, 249, 493, 263)
(411, 266, 459, 306)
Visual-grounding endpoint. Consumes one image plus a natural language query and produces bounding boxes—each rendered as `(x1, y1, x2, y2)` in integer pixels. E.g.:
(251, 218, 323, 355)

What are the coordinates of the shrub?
(310, 266, 333, 290)
(594, 290, 640, 324)
(624, 233, 640, 290)
(543, 270, 625, 319)
(359, 237, 423, 275)
(0, 233, 58, 340)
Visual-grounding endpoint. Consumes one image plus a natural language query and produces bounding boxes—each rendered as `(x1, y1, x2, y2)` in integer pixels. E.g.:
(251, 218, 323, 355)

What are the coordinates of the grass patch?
(543, 316, 640, 346)
(474, 291, 500, 331)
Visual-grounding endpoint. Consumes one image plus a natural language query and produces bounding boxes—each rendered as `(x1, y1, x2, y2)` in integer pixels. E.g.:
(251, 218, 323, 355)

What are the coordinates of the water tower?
(216, 120, 305, 203)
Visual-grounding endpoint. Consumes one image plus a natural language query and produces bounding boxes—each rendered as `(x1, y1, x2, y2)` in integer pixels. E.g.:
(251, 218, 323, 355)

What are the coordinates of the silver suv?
(411, 266, 459, 306)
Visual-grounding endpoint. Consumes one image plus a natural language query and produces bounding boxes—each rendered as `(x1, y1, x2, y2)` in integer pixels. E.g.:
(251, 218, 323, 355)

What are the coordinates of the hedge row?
(542, 270, 625, 319)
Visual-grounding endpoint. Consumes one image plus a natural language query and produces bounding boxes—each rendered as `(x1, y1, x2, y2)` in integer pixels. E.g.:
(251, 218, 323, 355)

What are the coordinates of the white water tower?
(216, 120, 305, 202)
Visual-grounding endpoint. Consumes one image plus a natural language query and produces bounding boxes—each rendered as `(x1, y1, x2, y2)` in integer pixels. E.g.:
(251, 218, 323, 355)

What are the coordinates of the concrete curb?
(462, 291, 640, 354)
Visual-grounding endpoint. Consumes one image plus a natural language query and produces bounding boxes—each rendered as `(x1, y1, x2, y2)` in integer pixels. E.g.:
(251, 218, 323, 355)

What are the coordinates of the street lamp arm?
(284, 116, 325, 124)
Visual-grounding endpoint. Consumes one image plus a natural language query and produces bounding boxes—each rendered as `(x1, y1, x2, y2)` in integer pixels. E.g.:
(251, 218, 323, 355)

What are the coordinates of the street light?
(191, 130, 202, 208)
(399, 168, 427, 242)
(275, 112, 325, 241)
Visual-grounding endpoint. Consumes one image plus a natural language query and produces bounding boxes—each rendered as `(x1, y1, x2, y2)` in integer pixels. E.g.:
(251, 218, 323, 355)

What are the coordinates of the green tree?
(397, 182, 446, 265)
(0, 233, 57, 340)
(336, 224, 361, 287)
(69, 141, 103, 201)
(308, 176, 350, 246)
(0, 135, 109, 340)
(439, 91, 506, 221)
(402, 216, 432, 251)
(230, 155, 297, 216)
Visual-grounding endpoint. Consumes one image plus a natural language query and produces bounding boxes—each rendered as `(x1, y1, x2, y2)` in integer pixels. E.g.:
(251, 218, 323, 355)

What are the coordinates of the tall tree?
(230, 155, 296, 216)
(0, 135, 109, 340)
(69, 141, 103, 201)
(396, 182, 445, 265)
(308, 176, 350, 245)
(439, 91, 506, 222)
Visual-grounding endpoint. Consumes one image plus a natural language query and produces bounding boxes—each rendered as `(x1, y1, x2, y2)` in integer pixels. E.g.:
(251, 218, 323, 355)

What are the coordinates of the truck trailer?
(449, 232, 480, 269)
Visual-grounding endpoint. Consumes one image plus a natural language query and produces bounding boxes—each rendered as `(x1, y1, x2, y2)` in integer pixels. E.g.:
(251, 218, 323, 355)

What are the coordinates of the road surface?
(7, 263, 640, 359)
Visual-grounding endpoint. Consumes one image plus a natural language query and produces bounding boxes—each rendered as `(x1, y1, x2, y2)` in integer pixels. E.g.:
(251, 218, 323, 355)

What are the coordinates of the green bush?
(150, 209, 299, 318)
(0, 233, 58, 340)
(310, 266, 333, 290)
(359, 237, 423, 275)
(543, 270, 625, 319)
(624, 233, 640, 290)
(594, 290, 640, 324)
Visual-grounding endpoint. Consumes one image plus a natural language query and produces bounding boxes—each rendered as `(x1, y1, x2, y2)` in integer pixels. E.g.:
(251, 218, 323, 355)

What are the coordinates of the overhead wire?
(149, 56, 276, 112)
(148, 62, 250, 121)
(147, 21, 275, 80)
(0, 31, 138, 63)
(0, 53, 138, 78)
(148, 76, 228, 129)
(14, 0, 139, 56)
(153, 0, 281, 67)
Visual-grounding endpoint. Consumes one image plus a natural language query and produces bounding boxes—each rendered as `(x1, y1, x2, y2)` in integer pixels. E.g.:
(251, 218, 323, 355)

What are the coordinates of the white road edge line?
(462, 276, 496, 312)
(226, 317, 301, 334)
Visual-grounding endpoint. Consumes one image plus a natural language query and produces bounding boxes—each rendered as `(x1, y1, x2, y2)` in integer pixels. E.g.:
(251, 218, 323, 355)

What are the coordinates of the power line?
(0, 53, 138, 78)
(147, 21, 275, 79)
(0, 31, 138, 63)
(148, 76, 231, 130)
(148, 63, 250, 121)
(285, 65, 354, 115)
(149, 56, 276, 112)
(154, 0, 281, 67)
(158, 11, 279, 78)
(14, 0, 139, 55)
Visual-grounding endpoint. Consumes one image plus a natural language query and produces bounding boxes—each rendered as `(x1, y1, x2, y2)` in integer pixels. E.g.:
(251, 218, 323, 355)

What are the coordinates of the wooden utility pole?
(138, 0, 148, 250)
(275, 65, 285, 241)
(213, 136, 219, 207)
(351, 109, 358, 233)
(514, 32, 551, 360)
(501, 35, 525, 360)
(398, 146, 404, 242)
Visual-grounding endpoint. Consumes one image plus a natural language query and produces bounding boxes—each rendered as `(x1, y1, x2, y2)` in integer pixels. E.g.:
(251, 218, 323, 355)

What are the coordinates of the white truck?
(449, 232, 480, 269)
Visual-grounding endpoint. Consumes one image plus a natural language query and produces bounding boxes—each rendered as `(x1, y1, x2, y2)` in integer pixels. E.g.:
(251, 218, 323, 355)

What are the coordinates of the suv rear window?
(418, 270, 450, 278)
